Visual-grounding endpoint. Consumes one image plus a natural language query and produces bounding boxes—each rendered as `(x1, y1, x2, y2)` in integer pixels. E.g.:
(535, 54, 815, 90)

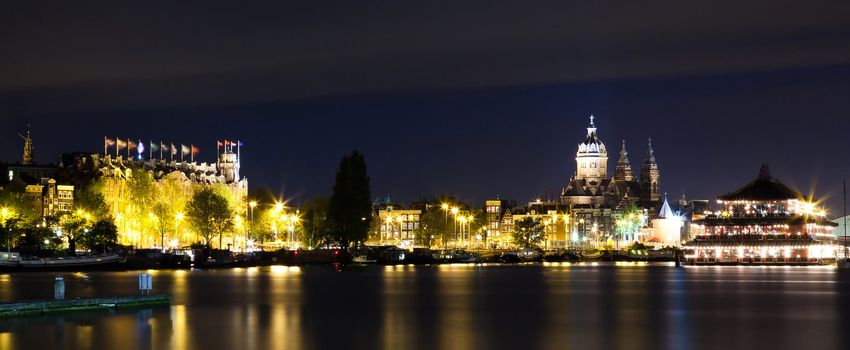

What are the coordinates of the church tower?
(640, 138, 661, 203)
(18, 127, 33, 165)
(575, 115, 608, 183)
(218, 142, 241, 183)
(613, 140, 634, 181)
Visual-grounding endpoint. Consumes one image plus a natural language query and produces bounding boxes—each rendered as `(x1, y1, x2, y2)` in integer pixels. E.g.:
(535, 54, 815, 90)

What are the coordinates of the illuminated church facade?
(560, 116, 662, 243)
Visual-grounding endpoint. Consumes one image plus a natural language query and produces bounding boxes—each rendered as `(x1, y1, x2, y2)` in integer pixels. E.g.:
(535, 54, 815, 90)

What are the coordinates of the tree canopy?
(185, 187, 234, 248)
(414, 207, 448, 248)
(327, 150, 372, 249)
(301, 196, 330, 248)
(79, 219, 118, 253)
(513, 216, 544, 248)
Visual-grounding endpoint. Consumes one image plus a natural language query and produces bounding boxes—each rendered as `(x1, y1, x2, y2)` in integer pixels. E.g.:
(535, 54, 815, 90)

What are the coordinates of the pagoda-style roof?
(717, 164, 802, 201)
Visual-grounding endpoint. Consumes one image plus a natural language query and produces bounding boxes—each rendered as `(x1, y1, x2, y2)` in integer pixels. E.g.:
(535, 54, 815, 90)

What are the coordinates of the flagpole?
(116, 137, 119, 157)
(104, 136, 107, 156)
(237, 140, 241, 162)
(181, 144, 184, 162)
(127, 138, 130, 159)
(191, 144, 194, 163)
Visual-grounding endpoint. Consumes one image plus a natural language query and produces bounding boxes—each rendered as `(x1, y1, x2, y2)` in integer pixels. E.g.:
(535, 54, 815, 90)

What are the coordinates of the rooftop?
(717, 164, 802, 201)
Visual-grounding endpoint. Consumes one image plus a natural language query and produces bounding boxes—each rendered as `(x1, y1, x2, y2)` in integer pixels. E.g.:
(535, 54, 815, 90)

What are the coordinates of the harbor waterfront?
(1, 264, 850, 350)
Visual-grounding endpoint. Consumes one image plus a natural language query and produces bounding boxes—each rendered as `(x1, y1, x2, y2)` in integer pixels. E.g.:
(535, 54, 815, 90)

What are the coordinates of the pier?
(0, 294, 171, 317)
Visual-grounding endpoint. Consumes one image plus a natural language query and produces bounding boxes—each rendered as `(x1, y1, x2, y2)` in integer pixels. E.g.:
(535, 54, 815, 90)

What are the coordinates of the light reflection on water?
(0, 264, 847, 350)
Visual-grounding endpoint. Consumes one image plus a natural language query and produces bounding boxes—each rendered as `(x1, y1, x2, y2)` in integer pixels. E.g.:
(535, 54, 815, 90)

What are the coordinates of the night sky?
(2, 1, 849, 214)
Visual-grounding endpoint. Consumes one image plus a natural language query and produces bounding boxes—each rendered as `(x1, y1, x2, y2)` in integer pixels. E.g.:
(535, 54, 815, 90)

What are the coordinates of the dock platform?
(0, 295, 171, 317)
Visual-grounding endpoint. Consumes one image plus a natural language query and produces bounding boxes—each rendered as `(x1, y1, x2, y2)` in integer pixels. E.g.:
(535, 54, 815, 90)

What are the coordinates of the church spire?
(640, 137, 661, 203)
(644, 137, 656, 164)
(613, 140, 634, 181)
(18, 125, 33, 165)
(586, 114, 597, 137)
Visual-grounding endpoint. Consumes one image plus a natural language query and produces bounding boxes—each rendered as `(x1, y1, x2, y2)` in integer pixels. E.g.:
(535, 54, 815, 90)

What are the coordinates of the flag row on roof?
(103, 138, 243, 162)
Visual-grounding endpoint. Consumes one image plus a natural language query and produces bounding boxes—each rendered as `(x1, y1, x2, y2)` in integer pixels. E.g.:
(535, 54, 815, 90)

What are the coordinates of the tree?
(301, 196, 330, 248)
(127, 168, 155, 241)
(513, 217, 544, 248)
(327, 150, 372, 249)
(0, 186, 40, 228)
(59, 212, 91, 254)
(414, 207, 446, 248)
(185, 187, 234, 248)
(74, 179, 109, 221)
(0, 218, 19, 251)
(79, 219, 118, 253)
(16, 225, 56, 254)
(151, 201, 175, 250)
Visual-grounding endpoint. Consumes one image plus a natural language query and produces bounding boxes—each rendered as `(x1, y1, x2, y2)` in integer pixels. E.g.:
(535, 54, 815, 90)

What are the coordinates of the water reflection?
(0, 265, 846, 349)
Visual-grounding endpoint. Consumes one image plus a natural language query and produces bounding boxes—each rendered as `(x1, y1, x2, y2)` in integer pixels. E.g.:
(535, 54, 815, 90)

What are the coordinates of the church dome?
(577, 115, 607, 156)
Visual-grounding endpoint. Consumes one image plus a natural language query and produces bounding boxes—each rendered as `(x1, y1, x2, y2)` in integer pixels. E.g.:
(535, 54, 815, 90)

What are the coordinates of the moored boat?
(8, 253, 126, 271)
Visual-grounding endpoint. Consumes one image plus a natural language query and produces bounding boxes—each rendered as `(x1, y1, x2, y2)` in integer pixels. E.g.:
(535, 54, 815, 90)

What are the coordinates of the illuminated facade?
(685, 164, 838, 264)
(25, 178, 75, 219)
(560, 116, 662, 244)
(66, 147, 248, 248)
(377, 206, 421, 247)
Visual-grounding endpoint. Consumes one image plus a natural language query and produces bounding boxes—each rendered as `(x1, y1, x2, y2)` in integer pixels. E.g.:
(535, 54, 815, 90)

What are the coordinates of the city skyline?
(2, 91, 848, 215)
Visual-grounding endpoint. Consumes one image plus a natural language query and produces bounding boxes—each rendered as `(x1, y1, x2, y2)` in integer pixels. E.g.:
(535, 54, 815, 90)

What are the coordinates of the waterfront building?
(685, 164, 839, 264)
(559, 116, 662, 244)
(484, 199, 515, 248)
(1, 130, 74, 224)
(63, 141, 248, 248)
(510, 199, 571, 249)
(645, 197, 683, 246)
(26, 178, 75, 219)
(376, 206, 421, 247)
(675, 196, 710, 242)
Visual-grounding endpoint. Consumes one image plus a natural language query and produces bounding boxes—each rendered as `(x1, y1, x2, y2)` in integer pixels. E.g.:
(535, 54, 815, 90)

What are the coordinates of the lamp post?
(450, 207, 459, 246)
(249, 201, 257, 244)
(395, 215, 404, 243)
(440, 203, 449, 246)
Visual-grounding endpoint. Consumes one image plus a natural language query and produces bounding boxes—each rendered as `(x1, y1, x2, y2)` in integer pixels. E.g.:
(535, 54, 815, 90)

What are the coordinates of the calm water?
(1, 263, 849, 350)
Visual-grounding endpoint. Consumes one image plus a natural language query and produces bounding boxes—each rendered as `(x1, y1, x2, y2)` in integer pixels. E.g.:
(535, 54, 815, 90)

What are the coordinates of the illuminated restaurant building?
(685, 164, 838, 264)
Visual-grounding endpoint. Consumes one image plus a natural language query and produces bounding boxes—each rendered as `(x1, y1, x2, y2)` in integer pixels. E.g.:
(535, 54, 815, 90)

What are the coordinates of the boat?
(0, 252, 22, 268)
(1, 253, 126, 271)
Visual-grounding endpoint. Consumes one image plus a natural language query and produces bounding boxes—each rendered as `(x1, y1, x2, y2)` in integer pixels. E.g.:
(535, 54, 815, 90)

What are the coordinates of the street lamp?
(249, 201, 257, 241)
(395, 215, 404, 242)
(450, 207, 459, 245)
(465, 215, 474, 247)
(440, 203, 450, 247)
(383, 216, 392, 244)
(458, 216, 467, 246)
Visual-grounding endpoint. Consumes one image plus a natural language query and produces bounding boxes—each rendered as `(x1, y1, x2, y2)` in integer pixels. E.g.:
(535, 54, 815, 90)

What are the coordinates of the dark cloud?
(2, 1, 850, 112)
